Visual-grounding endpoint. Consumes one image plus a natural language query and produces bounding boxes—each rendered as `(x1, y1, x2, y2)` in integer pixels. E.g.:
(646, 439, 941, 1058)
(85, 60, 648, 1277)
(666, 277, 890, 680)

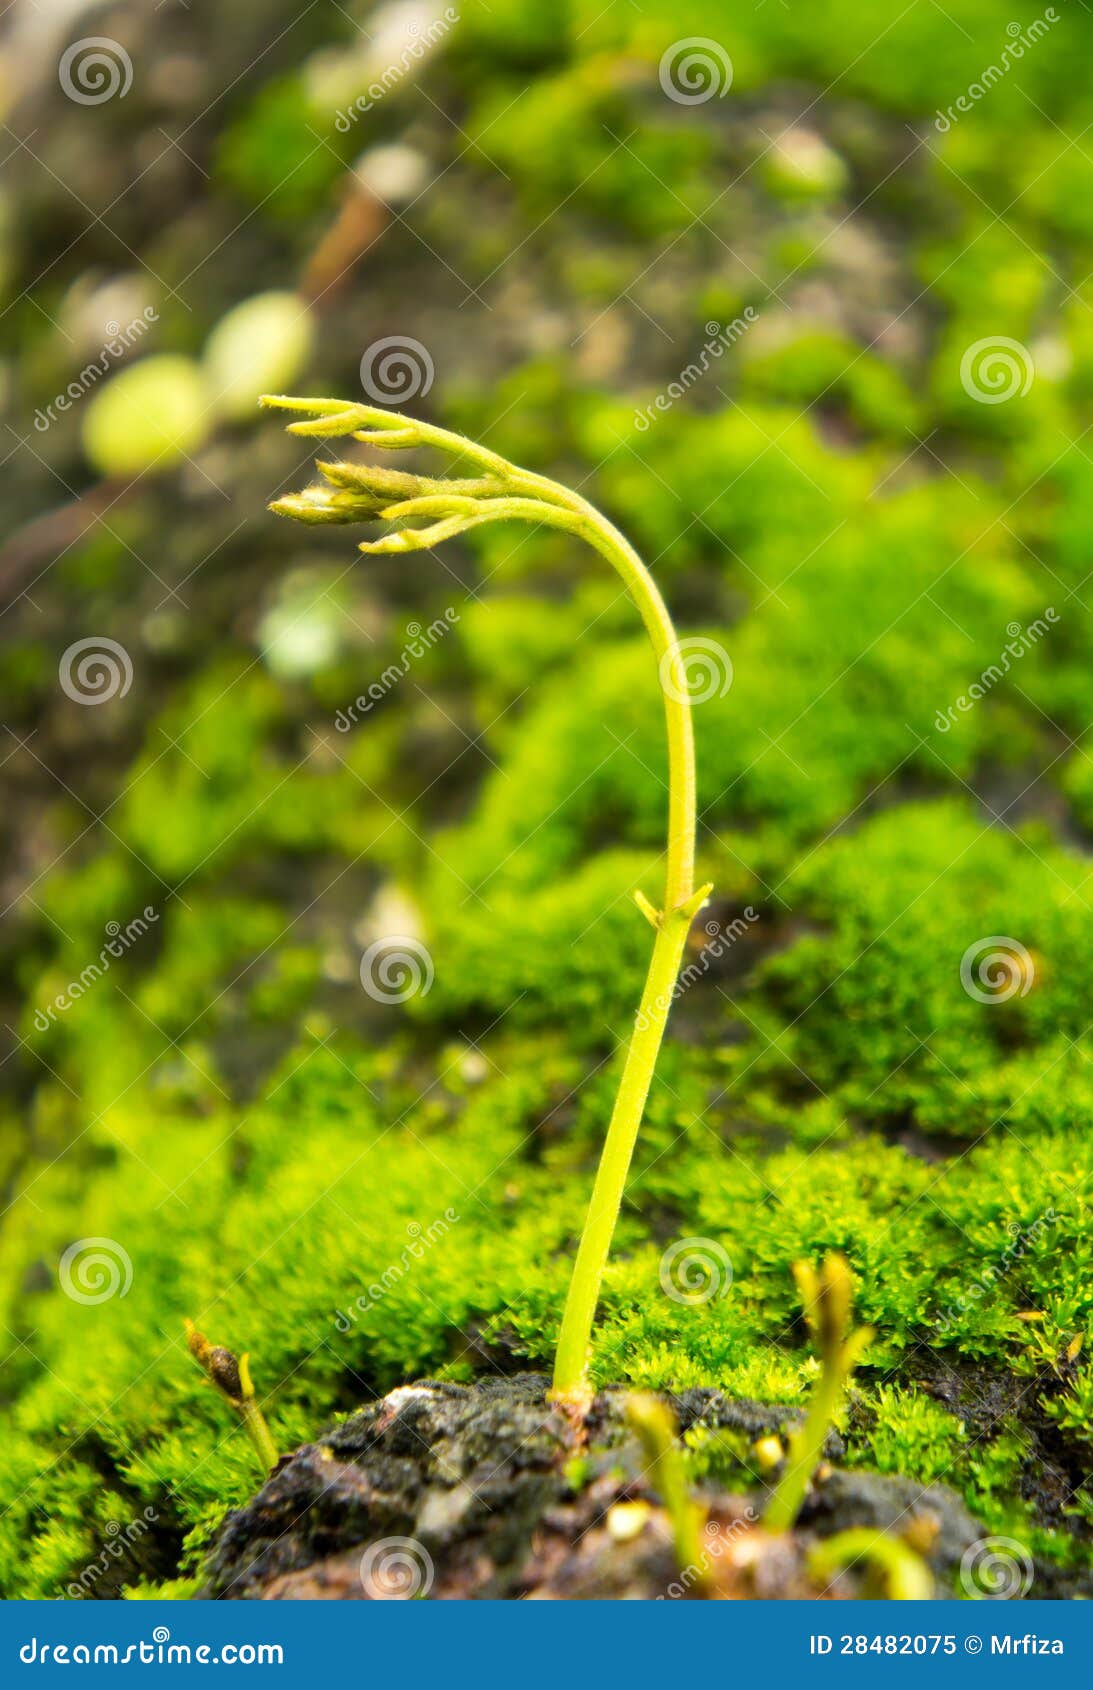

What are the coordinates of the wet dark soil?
(202, 1374, 1000, 1601)
(912, 1348, 1093, 1583)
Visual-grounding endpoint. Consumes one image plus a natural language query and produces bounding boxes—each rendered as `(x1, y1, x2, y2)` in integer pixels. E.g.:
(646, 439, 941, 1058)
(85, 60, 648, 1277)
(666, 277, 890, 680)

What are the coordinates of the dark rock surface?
(202, 1374, 1006, 1600)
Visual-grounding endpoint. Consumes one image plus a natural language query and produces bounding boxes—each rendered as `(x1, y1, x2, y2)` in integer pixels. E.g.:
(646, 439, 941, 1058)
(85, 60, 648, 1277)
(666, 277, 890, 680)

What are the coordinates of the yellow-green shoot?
(261, 395, 712, 1403)
(185, 1319, 278, 1475)
(764, 1253, 872, 1533)
(626, 1392, 708, 1587)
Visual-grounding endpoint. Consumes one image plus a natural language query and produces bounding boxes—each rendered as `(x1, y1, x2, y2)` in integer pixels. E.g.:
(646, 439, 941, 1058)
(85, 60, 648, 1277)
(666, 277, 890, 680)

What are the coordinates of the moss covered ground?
(1, 0, 1092, 1596)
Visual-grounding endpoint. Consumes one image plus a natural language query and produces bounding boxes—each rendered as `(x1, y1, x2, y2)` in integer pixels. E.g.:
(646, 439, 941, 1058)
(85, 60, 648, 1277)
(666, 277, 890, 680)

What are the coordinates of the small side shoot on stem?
(261, 395, 713, 1404)
(763, 1253, 872, 1534)
(185, 1319, 279, 1476)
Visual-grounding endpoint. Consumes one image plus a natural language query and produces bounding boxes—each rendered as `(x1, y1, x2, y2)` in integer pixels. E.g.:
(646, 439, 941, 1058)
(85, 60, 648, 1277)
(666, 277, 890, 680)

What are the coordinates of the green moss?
(8, 0, 1093, 1599)
(470, 66, 715, 236)
(854, 1386, 967, 1484)
(214, 75, 344, 221)
(753, 801, 1093, 1144)
(739, 327, 921, 438)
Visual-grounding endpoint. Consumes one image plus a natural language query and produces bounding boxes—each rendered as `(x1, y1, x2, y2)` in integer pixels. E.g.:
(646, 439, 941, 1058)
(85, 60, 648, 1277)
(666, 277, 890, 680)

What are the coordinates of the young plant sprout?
(261, 394, 712, 1403)
(808, 1527, 932, 1600)
(626, 1392, 708, 1589)
(764, 1253, 872, 1533)
(185, 1319, 278, 1475)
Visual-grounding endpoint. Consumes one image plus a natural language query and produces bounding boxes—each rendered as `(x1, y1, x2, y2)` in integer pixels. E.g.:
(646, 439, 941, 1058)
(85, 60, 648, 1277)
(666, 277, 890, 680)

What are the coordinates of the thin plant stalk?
(626, 1393, 708, 1587)
(261, 395, 712, 1404)
(764, 1255, 872, 1534)
(763, 1346, 842, 1535)
(552, 873, 707, 1396)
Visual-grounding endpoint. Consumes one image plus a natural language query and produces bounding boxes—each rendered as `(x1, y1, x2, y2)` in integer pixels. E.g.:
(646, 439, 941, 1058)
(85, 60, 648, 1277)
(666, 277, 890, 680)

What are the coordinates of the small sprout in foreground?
(808, 1527, 933, 1600)
(262, 394, 714, 1404)
(627, 1393, 708, 1591)
(185, 1319, 279, 1475)
(764, 1253, 873, 1534)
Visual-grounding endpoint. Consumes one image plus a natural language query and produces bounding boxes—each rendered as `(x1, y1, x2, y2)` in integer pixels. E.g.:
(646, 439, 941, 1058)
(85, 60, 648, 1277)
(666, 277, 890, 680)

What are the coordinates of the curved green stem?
(261, 396, 711, 1401)
(540, 502, 706, 1397)
(552, 881, 708, 1397)
(568, 503, 696, 914)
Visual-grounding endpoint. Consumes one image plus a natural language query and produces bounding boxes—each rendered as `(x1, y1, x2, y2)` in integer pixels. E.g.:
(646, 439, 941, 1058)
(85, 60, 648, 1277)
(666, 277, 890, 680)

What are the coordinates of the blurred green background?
(1, 0, 1092, 1598)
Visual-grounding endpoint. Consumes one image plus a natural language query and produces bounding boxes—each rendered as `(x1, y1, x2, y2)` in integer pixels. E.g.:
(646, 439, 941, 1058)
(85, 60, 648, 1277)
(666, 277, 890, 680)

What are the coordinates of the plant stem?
(394, 479, 706, 1398)
(762, 1366, 841, 1535)
(571, 508, 697, 910)
(547, 506, 706, 1401)
(367, 480, 706, 1398)
(239, 1392, 279, 1474)
(626, 1393, 708, 1587)
(552, 889, 705, 1397)
(763, 1255, 872, 1533)
(261, 399, 710, 1403)
(360, 481, 707, 1398)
